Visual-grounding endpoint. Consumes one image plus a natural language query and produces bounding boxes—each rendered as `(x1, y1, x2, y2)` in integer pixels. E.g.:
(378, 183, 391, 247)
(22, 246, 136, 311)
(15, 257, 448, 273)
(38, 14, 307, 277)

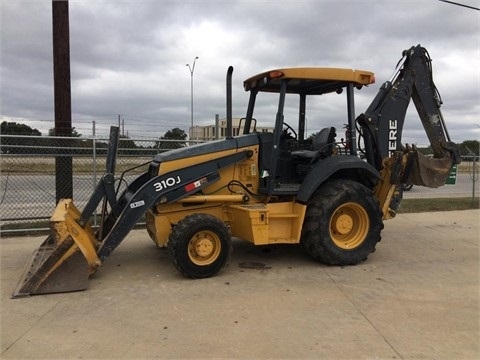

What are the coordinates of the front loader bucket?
(12, 199, 100, 298)
(12, 236, 89, 298)
(407, 148, 453, 188)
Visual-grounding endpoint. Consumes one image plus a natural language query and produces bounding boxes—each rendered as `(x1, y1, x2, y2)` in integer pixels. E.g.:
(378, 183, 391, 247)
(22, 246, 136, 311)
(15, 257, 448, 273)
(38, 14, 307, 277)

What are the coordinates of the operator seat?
(291, 127, 336, 160)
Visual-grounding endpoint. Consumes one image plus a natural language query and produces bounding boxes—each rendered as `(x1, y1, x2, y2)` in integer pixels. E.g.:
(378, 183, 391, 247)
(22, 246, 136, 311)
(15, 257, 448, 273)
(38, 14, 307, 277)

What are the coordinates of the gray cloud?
(1, 0, 479, 144)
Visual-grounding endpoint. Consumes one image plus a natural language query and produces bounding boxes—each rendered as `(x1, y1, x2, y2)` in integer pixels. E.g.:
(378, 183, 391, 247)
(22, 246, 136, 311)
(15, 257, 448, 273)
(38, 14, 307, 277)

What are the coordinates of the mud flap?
(12, 236, 89, 298)
(407, 149, 453, 188)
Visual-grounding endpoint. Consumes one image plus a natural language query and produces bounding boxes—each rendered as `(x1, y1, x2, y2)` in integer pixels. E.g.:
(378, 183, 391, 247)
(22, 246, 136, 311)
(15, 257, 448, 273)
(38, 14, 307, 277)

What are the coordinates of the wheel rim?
(329, 202, 369, 249)
(188, 230, 221, 266)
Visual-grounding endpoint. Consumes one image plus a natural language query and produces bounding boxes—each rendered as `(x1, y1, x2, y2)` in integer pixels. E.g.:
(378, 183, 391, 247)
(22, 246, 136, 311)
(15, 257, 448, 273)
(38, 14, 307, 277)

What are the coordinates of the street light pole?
(186, 56, 199, 140)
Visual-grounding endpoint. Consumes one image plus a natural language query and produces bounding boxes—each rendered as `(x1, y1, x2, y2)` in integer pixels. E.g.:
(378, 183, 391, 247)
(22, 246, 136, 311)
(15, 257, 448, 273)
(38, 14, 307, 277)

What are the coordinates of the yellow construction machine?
(13, 45, 460, 297)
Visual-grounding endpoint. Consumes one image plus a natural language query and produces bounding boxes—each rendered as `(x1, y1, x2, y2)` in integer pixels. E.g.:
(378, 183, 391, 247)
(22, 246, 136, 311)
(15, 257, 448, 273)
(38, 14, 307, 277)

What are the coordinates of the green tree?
(118, 134, 138, 155)
(156, 128, 187, 150)
(48, 127, 82, 137)
(119, 134, 137, 148)
(460, 140, 479, 157)
(1, 121, 43, 154)
(1, 121, 41, 135)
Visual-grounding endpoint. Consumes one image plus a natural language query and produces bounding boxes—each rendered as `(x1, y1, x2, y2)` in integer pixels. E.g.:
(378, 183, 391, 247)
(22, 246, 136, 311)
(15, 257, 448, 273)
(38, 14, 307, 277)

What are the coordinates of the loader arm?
(96, 150, 252, 260)
(12, 131, 252, 297)
(356, 45, 461, 217)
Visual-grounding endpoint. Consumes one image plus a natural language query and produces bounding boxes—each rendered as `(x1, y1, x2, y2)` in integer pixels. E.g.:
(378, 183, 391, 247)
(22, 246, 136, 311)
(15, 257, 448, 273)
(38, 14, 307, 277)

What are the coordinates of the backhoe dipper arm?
(357, 45, 461, 176)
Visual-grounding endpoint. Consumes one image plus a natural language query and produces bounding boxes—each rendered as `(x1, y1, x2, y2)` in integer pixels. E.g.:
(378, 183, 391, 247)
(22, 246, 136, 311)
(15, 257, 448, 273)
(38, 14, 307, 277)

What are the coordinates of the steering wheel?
(282, 122, 297, 139)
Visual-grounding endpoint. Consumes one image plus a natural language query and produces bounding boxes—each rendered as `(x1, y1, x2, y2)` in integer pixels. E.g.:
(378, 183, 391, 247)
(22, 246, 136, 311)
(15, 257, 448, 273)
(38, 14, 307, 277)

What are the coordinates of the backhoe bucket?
(12, 199, 100, 298)
(407, 148, 453, 188)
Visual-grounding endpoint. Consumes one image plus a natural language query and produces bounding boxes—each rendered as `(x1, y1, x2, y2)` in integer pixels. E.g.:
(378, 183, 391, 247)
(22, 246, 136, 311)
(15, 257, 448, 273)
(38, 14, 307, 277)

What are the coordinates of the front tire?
(301, 179, 383, 265)
(168, 214, 232, 278)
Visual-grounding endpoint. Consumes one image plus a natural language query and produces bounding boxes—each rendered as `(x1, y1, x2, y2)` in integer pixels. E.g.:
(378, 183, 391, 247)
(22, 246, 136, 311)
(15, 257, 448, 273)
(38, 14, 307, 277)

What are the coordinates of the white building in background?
(189, 117, 274, 141)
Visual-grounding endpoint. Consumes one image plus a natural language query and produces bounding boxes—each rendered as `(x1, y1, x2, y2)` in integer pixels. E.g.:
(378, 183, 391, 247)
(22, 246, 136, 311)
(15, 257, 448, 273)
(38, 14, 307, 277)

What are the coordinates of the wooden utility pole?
(52, 0, 73, 202)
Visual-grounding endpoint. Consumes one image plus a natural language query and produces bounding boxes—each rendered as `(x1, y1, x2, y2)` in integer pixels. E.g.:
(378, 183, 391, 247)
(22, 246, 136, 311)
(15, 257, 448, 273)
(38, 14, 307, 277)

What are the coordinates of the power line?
(438, 0, 480, 11)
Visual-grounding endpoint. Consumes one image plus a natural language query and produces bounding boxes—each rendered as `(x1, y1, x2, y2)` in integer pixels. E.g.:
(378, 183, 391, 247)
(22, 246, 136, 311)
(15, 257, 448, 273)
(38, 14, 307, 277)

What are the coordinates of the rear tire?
(301, 179, 383, 265)
(168, 214, 232, 278)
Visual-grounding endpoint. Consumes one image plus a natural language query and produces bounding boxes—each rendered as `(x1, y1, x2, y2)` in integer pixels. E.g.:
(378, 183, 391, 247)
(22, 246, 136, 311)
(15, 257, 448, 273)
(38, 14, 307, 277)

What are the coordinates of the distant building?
(189, 118, 274, 141)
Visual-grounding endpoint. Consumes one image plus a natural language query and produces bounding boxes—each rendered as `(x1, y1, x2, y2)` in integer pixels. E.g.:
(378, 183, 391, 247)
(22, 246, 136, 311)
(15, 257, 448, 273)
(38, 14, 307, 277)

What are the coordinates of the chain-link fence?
(0, 134, 196, 233)
(1, 134, 479, 234)
(403, 154, 479, 200)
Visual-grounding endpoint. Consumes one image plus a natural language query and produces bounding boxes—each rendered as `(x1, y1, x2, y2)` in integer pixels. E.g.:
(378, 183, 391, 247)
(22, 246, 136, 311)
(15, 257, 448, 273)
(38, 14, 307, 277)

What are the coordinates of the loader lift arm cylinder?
(78, 126, 121, 227)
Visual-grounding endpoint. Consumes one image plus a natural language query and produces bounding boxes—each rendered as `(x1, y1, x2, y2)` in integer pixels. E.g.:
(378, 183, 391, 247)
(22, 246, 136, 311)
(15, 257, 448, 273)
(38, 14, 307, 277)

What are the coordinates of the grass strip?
(398, 197, 479, 213)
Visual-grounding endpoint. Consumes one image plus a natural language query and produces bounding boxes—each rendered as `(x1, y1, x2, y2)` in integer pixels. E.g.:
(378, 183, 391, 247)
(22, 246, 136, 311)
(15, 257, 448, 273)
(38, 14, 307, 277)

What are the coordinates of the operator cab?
(240, 67, 375, 195)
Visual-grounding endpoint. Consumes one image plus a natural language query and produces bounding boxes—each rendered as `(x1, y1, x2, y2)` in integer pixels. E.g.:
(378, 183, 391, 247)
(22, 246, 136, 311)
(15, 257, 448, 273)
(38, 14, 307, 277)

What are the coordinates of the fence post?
(92, 121, 97, 226)
(472, 155, 478, 206)
(465, 145, 479, 206)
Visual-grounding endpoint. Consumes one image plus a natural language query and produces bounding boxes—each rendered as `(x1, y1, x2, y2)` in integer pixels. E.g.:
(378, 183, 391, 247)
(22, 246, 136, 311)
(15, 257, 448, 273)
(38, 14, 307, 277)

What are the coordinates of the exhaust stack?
(226, 66, 233, 139)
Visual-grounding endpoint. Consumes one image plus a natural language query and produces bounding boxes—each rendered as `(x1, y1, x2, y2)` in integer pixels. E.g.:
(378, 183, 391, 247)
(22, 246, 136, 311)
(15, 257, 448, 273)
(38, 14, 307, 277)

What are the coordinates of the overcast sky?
(1, 0, 479, 145)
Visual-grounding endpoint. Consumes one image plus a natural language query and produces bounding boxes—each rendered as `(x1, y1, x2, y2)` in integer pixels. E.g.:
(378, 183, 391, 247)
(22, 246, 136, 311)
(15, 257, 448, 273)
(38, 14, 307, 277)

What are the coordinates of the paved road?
(1, 173, 478, 222)
(0, 174, 137, 221)
(1, 210, 479, 359)
(403, 172, 479, 199)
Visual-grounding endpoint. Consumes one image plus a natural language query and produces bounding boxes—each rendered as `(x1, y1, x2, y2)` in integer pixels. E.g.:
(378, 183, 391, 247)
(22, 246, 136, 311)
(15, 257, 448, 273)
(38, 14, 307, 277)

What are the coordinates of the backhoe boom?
(357, 45, 461, 217)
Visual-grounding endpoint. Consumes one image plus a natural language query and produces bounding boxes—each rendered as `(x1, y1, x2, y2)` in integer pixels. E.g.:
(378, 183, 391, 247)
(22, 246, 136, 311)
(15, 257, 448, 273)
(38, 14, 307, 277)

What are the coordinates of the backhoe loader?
(13, 45, 460, 297)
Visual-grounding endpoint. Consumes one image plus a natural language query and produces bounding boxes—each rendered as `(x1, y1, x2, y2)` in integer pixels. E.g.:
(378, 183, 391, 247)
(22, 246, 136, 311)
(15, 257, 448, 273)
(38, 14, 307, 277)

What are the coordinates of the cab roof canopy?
(243, 67, 375, 95)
